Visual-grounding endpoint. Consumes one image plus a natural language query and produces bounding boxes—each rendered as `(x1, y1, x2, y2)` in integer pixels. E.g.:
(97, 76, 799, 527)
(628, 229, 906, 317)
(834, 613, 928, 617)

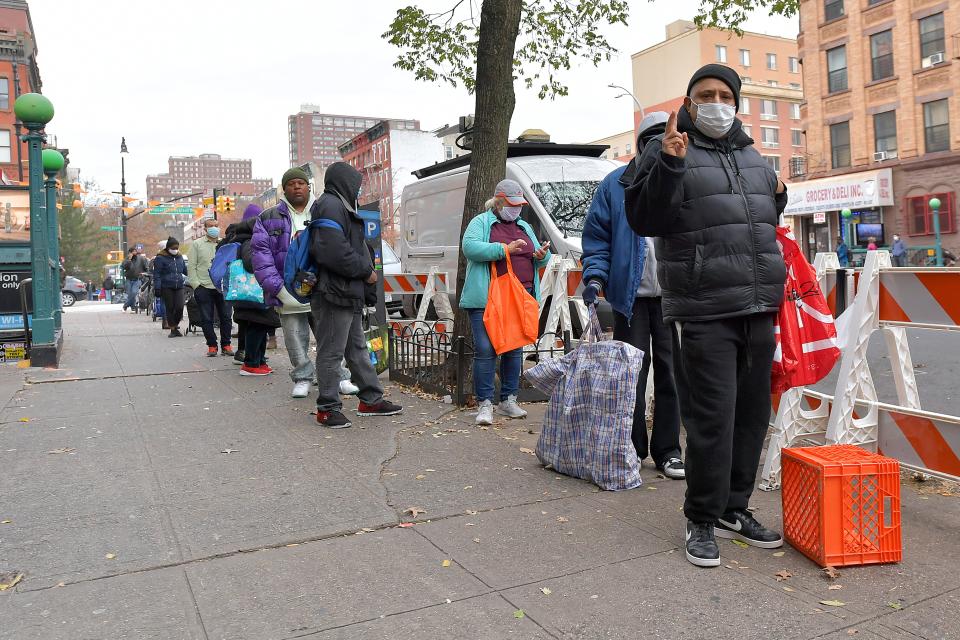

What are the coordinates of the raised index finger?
(666, 111, 678, 135)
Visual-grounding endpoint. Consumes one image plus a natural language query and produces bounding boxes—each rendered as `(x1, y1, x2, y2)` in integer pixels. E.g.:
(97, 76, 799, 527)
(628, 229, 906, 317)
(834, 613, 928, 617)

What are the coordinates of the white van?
(398, 148, 622, 317)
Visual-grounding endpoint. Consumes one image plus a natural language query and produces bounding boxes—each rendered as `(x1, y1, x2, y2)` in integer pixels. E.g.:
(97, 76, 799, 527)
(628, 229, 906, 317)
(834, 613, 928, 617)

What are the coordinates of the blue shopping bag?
(225, 259, 265, 305)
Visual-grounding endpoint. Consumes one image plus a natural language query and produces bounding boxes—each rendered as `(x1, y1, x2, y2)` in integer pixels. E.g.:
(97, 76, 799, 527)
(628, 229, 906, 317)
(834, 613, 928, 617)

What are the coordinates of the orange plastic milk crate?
(781, 444, 902, 568)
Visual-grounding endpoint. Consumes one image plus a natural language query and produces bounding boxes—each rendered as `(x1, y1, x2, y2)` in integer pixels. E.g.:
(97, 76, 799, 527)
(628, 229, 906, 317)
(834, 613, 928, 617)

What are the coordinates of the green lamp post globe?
(41, 148, 65, 173)
(841, 208, 852, 219)
(13, 93, 55, 124)
(929, 197, 941, 211)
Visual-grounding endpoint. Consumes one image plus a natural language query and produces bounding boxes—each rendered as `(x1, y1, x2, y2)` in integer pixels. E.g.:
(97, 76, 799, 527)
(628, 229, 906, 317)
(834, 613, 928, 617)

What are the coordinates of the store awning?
(784, 168, 894, 216)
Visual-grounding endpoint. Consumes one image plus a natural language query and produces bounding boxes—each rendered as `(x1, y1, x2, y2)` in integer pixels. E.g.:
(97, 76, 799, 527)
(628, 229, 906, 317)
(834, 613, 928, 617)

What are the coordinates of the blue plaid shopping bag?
(524, 309, 644, 491)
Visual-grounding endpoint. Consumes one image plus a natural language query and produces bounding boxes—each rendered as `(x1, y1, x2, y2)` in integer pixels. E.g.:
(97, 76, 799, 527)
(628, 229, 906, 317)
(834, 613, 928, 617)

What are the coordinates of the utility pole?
(119, 138, 129, 254)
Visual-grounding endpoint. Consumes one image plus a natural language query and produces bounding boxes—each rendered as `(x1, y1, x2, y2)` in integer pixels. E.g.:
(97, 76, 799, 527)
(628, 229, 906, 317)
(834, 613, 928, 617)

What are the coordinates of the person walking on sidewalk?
(252, 169, 355, 398)
(625, 64, 787, 567)
(153, 237, 188, 338)
(891, 234, 907, 267)
(122, 247, 148, 311)
(102, 274, 114, 303)
(460, 179, 552, 426)
(189, 218, 234, 357)
(582, 111, 685, 481)
(308, 162, 402, 428)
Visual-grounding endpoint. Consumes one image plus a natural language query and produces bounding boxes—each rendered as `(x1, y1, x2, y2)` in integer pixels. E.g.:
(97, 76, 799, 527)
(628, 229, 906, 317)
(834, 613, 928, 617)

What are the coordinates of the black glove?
(583, 280, 602, 306)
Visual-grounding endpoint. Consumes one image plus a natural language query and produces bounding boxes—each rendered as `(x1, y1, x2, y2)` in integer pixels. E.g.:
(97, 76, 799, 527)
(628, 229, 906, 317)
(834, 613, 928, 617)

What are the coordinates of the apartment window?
(920, 13, 945, 60)
(907, 193, 955, 235)
(924, 99, 950, 153)
(825, 0, 844, 21)
(766, 155, 782, 174)
(874, 111, 898, 156)
(791, 129, 803, 146)
(766, 53, 777, 70)
(870, 30, 894, 81)
(743, 124, 753, 138)
(0, 130, 10, 162)
(790, 82, 801, 89)
(626, 143, 632, 155)
(740, 49, 751, 66)
(761, 99, 779, 120)
(741, 97, 751, 114)
(827, 45, 848, 92)
(716, 45, 727, 62)
(789, 57, 800, 73)
(0, 78, 8, 110)
(831, 121, 851, 168)
(790, 103, 801, 120)
(761, 126, 780, 148)
(768, 80, 779, 87)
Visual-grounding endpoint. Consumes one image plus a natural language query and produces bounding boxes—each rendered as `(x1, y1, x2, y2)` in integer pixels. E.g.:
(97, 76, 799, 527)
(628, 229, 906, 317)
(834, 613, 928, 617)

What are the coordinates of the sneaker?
(339, 379, 360, 396)
(232, 350, 245, 364)
(267, 336, 278, 350)
(207, 346, 218, 357)
(496, 395, 527, 419)
(715, 509, 783, 549)
(657, 457, 686, 480)
(259, 364, 274, 375)
(291, 381, 312, 398)
(239, 364, 270, 376)
(170, 328, 183, 337)
(221, 346, 235, 357)
(686, 521, 721, 568)
(476, 399, 494, 425)
(356, 400, 403, 416)
(317, 410, 352, 429)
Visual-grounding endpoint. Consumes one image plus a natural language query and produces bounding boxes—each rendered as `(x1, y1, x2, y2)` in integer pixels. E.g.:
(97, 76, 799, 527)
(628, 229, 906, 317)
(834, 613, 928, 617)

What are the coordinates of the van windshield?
(529, 180, 600, 238)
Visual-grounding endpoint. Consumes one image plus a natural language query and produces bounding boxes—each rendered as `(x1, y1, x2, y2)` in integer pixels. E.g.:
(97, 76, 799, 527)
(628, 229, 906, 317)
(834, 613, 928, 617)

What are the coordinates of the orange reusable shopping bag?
(483, 245, 540, 354)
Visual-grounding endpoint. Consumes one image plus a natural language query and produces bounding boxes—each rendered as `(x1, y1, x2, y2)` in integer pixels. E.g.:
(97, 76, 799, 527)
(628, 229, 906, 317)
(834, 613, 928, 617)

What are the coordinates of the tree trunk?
(451, 0, 522, 347)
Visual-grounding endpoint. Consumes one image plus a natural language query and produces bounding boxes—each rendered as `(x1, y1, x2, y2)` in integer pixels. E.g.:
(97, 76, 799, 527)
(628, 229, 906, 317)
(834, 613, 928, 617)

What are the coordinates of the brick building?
(337, 119, 442, 244)
(789, 0, 959, 262)
(0, 0, 41, 183)
(145, 154, 272, 209)
(629, 20, 805, 177)
(587, 129, 636, 162)
(288, 105, 386, 170)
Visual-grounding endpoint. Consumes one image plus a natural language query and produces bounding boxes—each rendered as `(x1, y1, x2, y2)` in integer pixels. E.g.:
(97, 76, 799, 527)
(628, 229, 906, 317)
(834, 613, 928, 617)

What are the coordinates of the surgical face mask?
(206, 227, 220, 239)
(691, 100, 737, 139)
(168, 249, 179, 255)
(500, 205, 522, 222)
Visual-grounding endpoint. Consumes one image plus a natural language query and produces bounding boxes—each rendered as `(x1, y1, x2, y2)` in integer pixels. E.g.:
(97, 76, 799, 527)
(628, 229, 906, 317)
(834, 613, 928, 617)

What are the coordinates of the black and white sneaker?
(685, 521, 720, 568)
(657, 457, 686, 479)
(714, 509, 783, 548)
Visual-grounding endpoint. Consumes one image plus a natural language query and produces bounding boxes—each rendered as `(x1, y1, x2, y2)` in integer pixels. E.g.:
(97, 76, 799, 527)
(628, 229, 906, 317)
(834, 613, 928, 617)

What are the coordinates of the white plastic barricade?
(382, 267, 454, 329)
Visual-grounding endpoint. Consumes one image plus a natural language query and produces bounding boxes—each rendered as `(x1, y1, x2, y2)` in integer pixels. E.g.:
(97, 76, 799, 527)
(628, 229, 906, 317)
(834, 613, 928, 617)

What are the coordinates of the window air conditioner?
(923, 52, 945, 68)
(873, 151, 887, 161)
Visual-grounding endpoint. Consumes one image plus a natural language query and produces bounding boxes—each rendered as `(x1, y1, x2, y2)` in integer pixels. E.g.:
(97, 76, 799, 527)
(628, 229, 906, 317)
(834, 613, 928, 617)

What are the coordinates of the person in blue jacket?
(153, 236, 188, 337)
(581, 112, 684, 480)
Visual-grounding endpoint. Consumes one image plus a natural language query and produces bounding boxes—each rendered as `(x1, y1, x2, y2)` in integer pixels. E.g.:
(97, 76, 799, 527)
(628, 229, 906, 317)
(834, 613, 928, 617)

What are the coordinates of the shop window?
(830, 121, 851, 168)
(924, 99, 950, 153)
(870, 30, 894, 81)
(827, 46, 848, 93)
(906, 192, 955, 236)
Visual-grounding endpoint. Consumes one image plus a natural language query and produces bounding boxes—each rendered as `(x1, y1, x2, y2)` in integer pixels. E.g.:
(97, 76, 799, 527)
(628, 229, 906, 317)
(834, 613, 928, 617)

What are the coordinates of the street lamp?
(42, 148, 65, 330)
(607, 83, 645, 117)
(120, 138, 129, 255)
(929, 197, 942, 267)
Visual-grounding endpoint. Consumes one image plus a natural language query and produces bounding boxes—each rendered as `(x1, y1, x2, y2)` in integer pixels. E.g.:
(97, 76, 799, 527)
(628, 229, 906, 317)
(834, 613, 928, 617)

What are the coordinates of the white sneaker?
(291, 381, 311, 398)
(496, 395, 528, 419)
(476, 399, 494, 425)
(339, 379, 359, 395)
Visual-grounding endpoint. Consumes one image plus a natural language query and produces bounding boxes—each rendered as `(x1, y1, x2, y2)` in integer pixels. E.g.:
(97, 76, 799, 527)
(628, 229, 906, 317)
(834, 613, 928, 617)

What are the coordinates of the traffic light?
(106, 251, 124, 262)
(215, 197, 225, 214)
(225, 196, 235, 212)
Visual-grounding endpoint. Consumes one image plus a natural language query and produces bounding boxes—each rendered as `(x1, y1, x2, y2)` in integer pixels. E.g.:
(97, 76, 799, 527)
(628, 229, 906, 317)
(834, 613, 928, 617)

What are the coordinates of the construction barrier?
(761, 250, 960, 489)
(382, 267, 454, 331)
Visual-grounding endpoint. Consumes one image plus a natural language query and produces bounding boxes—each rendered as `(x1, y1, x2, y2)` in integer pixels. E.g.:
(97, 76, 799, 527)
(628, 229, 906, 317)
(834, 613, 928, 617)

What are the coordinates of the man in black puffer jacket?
(625, 64, 788, 569)
(309, 162, 402, 429)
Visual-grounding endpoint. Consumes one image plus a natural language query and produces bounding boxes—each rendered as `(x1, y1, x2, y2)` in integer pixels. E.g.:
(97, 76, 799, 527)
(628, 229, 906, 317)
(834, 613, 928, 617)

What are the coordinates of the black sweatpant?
(612, 297, 681, 466)
(160, 288, 185, 331)
(672, 313, 776, 523)
(243, 323, 269, 367)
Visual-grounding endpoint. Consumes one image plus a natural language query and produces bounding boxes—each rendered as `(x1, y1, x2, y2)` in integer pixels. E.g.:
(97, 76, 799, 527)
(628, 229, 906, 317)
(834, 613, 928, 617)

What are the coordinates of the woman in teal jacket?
(460, 179, 552, 426)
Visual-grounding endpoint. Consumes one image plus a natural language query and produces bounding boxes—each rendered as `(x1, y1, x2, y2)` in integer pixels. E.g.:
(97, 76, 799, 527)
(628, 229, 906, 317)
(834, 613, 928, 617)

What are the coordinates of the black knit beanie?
(686, 63, 742, 111)
(165, 236, 179, 250)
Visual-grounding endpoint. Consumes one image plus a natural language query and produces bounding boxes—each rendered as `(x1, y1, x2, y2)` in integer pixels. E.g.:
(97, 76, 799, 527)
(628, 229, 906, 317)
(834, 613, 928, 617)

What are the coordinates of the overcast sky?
(31, 0, 797, 200)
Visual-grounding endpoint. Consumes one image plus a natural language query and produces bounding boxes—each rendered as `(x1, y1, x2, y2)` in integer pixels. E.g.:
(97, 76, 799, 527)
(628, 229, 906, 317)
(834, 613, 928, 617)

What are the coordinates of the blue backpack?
(283, 218, 342, 303)
(209, 242, 240, 293)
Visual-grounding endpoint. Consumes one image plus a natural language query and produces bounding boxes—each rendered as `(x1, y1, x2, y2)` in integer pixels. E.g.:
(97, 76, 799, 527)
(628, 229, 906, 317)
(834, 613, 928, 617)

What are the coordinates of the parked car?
(61, 276, 87, 307)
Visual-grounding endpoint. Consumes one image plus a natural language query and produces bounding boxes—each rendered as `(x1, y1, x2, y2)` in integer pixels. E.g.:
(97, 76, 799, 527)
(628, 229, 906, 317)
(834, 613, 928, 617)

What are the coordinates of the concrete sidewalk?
(0, 302, 957, 639)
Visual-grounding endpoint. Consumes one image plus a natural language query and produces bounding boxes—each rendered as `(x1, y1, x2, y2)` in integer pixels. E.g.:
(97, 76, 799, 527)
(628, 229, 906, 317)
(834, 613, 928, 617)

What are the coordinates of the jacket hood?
(324, 162, 362, 213)
(620, 122, 668, 185)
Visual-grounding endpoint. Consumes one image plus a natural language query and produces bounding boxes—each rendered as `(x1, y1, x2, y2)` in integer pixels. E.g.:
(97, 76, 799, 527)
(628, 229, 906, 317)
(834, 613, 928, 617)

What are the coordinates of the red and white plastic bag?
(772, 226, 841, 393)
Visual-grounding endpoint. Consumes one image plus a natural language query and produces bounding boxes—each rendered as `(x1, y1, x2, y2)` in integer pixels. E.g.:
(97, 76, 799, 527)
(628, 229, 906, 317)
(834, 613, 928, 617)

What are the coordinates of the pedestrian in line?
(309, 162, 402, 428)
(460, 179, 552, 426)
(102, 274, 114, 303)
(227, 204, 263, 364)
(121, 248, 148, 311)
(87, 281, 96, 301)
(154, 237, 188, 338)
(188, 218, 235, 357)
(252, 169, 355, 398)
(625, 64, 787, 567)
(582, 111, 685, 480)
(891, 234, 906, 267)
(836, 238, 850, 267)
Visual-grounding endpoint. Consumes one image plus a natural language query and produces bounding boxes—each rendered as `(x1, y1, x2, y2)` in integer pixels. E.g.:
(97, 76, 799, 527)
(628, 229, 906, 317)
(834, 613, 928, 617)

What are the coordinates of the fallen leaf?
(465, 510, 478, 515)
(823, 566, 841, 580)
(463, 485, 473, 490)
(425, 469, 436, 472)
(513, 609, 525, 619)
(847, 630, 858, 636)
(556, 516, 569, 523)
(441, 559, 451, 567)
(47, 447, 75, 455)
(397, 522, 414, 528)
(473, 537, 480, 544)
(519, 447, 535, 456)
(104, 553, 116, 560)
(1, 519, 11, 524)
(887, 602, 902, 610)
(415, 474, 427, 480)
(361, 528, 375, 533)
(775, 569, 792, 582)
(828, 584, 843, 590)
(18, 417, 29, 422)
(0, 572, 23, 591)
(731, 539, 749, 548)
(783, 586, 796, 592)
(819, 600, 845, 607)
(540, 587, 552, 595)
(55, 582, 65, 587)
(647, 486, 658, 490)
(404, 507, 426, 518)
(773, 551, 786, 557)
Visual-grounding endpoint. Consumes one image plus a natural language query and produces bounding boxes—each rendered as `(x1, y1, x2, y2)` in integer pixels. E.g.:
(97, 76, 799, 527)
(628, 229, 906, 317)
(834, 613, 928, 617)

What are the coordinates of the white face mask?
(691, 100, 737, 139)
(500, 205, 522, 222)
(168, 249, 179, 255)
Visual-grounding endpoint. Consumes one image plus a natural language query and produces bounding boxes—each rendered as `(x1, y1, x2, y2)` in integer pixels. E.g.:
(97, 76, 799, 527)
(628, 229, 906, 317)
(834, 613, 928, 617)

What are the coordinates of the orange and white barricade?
(383, 267, 453, 332)
(533, 255, 588, 357)
(761, 250, 960, 489)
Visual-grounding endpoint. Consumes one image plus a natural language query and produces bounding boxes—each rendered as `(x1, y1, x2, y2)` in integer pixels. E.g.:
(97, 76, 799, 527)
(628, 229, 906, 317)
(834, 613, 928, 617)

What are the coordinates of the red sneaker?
(356, 400, 403, 416)
(259, 364, 273, 375)
(221, 346, 235, 356)
(239, 364, 270, 376)
(207, 346, 218, 357)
